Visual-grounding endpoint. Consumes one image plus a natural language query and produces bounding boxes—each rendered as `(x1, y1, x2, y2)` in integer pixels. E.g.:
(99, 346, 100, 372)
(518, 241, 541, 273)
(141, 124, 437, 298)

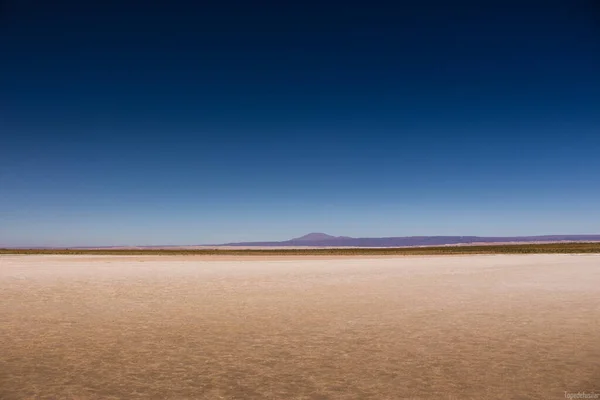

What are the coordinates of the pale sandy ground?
(0, 254, 599, 400)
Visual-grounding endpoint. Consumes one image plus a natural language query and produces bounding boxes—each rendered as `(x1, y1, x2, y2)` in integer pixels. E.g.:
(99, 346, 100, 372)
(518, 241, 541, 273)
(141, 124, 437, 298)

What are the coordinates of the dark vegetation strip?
(1, 243, 600, 255)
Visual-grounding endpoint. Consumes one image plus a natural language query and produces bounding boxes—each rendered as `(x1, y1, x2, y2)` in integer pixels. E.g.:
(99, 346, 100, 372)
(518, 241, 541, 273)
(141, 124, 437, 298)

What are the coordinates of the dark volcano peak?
(293, 233, 344, 241)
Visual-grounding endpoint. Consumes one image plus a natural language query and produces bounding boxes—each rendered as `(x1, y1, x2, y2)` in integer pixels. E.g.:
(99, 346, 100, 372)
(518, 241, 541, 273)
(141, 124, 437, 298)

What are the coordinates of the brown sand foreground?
(1, 255, 599, 400)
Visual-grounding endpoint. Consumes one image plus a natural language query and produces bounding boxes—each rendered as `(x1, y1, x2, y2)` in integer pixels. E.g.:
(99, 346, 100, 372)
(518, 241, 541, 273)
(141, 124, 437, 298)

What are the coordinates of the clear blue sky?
(2, 1, 599, 246)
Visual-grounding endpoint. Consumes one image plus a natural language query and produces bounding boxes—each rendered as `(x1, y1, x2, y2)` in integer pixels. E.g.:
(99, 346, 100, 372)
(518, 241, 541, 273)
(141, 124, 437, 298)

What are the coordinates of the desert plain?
(1, 254, 599, 399)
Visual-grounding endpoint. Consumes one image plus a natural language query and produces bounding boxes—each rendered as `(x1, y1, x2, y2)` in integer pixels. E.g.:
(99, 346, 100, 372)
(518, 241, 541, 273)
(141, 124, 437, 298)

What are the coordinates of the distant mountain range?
(17, 233, 600, 250)
(222, 232, 600, 247)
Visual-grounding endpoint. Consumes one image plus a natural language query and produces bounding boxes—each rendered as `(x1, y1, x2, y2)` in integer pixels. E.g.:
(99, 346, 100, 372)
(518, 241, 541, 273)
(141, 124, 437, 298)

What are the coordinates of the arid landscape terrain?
(1, 254, 599, 399)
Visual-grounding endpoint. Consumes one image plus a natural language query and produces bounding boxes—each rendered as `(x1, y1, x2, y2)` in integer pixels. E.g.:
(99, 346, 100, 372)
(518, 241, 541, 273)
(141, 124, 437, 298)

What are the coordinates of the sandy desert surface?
(1, 254, 599, 400)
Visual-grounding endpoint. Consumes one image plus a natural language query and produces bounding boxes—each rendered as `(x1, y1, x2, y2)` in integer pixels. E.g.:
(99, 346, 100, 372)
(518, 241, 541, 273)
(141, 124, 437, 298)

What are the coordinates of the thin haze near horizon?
(2, 1, 599, 247)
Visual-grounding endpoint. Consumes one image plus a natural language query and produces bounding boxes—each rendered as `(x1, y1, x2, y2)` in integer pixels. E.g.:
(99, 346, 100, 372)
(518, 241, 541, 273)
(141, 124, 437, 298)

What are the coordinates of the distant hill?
(222, 233, 600, 247)
(292, 233, 353, 241)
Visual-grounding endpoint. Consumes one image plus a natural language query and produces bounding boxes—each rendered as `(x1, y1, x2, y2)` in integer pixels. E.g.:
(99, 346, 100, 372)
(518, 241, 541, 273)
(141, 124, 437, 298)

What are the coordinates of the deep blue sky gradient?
(2, 1, 600, 246)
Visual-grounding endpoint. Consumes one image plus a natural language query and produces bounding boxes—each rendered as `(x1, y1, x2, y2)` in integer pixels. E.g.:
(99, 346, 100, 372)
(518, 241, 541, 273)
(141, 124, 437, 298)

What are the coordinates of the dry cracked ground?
(1, 254, 599, 399)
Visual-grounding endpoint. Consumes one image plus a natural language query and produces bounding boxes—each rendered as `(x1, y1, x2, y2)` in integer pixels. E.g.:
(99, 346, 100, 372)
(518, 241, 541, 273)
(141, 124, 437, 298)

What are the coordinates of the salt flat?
(1, 254, 599, 399)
